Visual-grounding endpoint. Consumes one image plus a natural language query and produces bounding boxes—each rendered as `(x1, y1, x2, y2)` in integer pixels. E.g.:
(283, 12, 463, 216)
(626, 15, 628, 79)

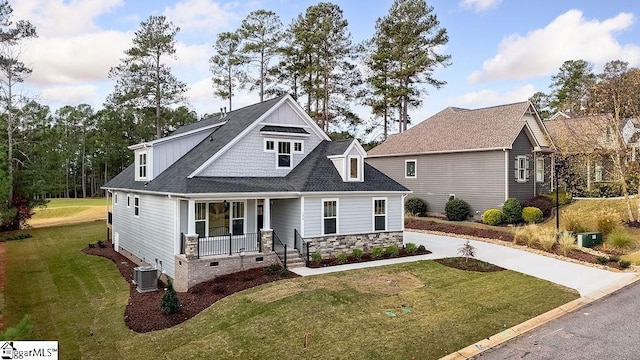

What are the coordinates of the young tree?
(210, 31, 248, 111)
(238, 10, 284, 102)
(108, 15, 187, 140)
(369, 0, 451, 132)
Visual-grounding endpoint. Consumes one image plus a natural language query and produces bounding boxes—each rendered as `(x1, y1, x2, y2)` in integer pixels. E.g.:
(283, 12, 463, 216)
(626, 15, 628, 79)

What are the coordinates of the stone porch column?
(261, 230, 273, 253)
(184, 234, 199, 260)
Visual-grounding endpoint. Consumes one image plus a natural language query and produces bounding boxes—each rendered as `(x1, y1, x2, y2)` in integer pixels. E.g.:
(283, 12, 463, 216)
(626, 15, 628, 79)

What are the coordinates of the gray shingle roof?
(104, 100, 408, 195)
(260, 125, 309, 134)
(368, 102, 532, 156)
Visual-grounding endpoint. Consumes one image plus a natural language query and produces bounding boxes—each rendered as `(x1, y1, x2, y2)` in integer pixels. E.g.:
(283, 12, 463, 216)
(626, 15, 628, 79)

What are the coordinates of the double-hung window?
(515, 156, 529, 182)
(277, 141, 291, 168)
(595, 162, 603, 182)
(133, 196, 140, 217)
(323, 200, 337, 235)
(138, 152, 147, 179)
(195, 203, 206, 238)
(231, 202, 245, 235)
(536, 158, 544, 183)
(405, 160, 416, 178)
(348, 156, 360, 180)
(373, 198, 386, 231)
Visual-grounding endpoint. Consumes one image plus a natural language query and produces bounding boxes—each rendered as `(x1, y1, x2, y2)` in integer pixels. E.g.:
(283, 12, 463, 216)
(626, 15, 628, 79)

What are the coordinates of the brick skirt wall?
(305, 231, 403, 258)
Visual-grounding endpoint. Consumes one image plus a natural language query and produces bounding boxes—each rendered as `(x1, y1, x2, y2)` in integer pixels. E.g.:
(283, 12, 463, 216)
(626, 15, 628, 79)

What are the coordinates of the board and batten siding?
(271, 198, 300, 247)
(301, 195, 403, 237)
(152, 131, 210, 179)
(367, 150, 506, 216)
(196, 109, 324, 177)
(112, 192, 176, 277)
(508, 129, 536, 201)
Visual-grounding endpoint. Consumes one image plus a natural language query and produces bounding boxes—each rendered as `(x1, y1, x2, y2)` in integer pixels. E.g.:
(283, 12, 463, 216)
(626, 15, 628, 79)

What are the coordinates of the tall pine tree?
(210, 31, 248, 111)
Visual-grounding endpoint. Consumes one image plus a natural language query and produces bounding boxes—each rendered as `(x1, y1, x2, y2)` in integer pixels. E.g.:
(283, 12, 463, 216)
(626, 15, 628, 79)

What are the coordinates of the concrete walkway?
(291, 231, 636, 297)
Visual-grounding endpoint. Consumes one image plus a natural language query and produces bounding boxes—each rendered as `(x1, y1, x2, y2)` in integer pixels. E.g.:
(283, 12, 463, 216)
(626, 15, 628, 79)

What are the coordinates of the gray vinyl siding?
(112, 192, 176, 277)
(247, 199, 257, 233)
(509, 130, 536, 201)
(302, 194, 403, 237)
(271, 198, 300, 247)
(197, 112, 324, 177)
(535, 154, 552, 195)
(367, 150, 506, 216)
(151, 131, 210, 179)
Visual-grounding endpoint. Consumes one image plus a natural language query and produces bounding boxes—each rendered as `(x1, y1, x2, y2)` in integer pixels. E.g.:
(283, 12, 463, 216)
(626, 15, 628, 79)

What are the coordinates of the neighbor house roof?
(367, 101, 536, 156)
(544, 114, 618, 154)
(104, 98, 408, 195)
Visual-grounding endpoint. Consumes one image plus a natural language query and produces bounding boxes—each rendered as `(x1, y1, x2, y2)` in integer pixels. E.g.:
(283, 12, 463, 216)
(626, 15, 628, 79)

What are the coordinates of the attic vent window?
(138, 152, 147, 179)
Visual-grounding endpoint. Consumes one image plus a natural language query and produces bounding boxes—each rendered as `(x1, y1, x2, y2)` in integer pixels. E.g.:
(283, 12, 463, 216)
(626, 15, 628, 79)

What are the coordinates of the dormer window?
(348, 155, 361, 181)
(277, 141, 291, 168)
(135, 149, 151, 181)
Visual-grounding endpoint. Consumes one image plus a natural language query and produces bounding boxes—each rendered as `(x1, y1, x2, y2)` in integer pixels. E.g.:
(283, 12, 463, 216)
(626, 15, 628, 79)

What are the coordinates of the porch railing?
(294, 229, 309, 266)
(198, 232, 261, 257)
(272, 231, 287, 268)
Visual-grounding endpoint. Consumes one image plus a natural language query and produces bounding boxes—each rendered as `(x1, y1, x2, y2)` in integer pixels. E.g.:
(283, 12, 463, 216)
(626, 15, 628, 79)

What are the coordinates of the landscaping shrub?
(513, 225, 539, 247)
(405, 242, 418, 254)
(596, 256, 609, 264)
(336, 253, 348, 264)
(482, 209, 503, 226)
(609, 254, 621, 263)
(0, 314, 32, 341)
(618, 259, 632, 269)
(522, 207, 543, 224)
(557, 231, 575, 256)
(606, 228, 634, 250)
(417, 245, 427, 253)
(352, 248, 363, 260)
(384, 245, 399, 257)
(405, 197, 427, 216)
(547, 190, 572, 206)
(264, 264, 283, 275)
(457, 240, 476, 262)
(538, 228, 557, 251)
(311, 252, 322, 263)
(445, 198, 470, 221)
(521, 196, 553, 218)
(372, 247, 384, 258)
(279, 268, 290, 278)
(502, 198, 522, 224)
(161, 278, 181, 315)
(595, 208, 622, 236)
(561, 209, 591, 233)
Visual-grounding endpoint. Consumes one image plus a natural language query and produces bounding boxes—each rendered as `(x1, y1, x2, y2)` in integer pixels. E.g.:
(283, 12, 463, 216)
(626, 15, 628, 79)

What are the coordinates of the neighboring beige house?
(367, 102, 554, 217)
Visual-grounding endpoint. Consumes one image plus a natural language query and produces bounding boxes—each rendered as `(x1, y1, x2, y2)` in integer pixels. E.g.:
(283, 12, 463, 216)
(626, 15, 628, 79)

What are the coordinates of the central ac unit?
(133, 266, 158, 293)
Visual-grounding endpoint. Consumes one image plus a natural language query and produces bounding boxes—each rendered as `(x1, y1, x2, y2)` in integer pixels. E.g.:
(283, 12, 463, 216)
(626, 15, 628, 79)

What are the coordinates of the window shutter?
(514, 158, 519, 179)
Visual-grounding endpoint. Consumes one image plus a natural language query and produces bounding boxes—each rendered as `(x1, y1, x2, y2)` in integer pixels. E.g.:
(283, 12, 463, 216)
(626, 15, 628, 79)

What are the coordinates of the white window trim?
(133, 196, 140, 217)
(276, 140, 292, 169)
(231, 201, 247, 235)
(195, 202, 207, 237)
(536, 157, 544, 183)
(515, 155, 528, 183)
(595, 162, 603, 182)
(347, 155, 361, 181)
(134, 149, 152, 181)
(264, 138, 275, 152)
(321, 198, 339, 235)
(405, 159, 417, 178)
(372, 197, 387, 232)
(127, 194, 131, 208)
(293, 141, 304, 154)
(113, 192, 118, 205)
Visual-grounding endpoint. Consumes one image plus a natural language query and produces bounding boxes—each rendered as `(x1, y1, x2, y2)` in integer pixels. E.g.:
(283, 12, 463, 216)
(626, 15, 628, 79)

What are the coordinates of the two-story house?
(103, 95, 409, 291)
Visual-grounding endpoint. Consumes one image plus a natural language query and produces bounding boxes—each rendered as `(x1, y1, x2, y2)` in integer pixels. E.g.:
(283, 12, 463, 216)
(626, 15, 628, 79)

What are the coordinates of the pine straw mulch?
(82, 242, 298, 333)
(405, 219, 624, 270)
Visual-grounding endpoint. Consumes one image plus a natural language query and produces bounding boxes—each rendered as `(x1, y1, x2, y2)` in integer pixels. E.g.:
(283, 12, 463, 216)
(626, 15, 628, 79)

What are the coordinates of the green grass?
(30, 198, 107, 227)
(4, 221, 579, 359)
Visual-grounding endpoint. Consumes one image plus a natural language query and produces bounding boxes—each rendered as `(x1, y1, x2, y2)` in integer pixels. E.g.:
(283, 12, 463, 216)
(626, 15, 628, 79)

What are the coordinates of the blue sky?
(11, 0, 640, 136)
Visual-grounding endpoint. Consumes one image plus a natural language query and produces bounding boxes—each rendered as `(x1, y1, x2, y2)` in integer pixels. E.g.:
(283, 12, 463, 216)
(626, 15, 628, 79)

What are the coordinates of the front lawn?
(3, 221, 578, 359)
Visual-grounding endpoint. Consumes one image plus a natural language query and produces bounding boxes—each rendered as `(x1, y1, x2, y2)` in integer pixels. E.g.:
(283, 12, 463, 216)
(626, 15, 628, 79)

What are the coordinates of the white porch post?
(188, 199, 196, 234)
(262, 198, 271, 230)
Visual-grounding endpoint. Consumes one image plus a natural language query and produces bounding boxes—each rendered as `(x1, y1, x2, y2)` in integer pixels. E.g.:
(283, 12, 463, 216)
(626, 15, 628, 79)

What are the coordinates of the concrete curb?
(440, 274, 640, 360)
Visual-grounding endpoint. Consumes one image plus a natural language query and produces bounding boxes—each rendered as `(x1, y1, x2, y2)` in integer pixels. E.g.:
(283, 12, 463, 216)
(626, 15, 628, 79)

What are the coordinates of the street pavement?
(474, 279, 640, 359)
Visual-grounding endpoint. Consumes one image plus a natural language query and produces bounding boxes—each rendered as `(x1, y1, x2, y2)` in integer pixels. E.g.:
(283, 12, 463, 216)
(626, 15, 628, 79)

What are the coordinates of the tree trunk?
(260, 50, 264, 102)
(155, 51, 162, 139)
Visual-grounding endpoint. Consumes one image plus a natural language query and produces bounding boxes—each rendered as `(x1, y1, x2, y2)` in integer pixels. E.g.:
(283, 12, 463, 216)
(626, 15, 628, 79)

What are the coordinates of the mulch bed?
(308, 247, 432, 268)
(435, 257, 505, 272)
(83, 242, 298, 333)
(405, 219, 624, 269)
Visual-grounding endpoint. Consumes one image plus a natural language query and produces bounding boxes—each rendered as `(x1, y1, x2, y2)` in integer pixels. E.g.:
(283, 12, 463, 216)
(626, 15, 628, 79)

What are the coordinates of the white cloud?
(470, 10, 640, 83)
(450, 84, 536, 108)
(163, 0, 237, 32)
(12, 0, 124, 37)
(171, 43, 212, 75)
(22, 31, 132, 85)
(39, 85, 100, 106)
(460, 0, 502, 13)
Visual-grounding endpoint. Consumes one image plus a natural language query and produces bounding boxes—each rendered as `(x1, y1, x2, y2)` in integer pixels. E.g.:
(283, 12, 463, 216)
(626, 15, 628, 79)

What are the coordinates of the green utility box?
(577, 232, 602, 248)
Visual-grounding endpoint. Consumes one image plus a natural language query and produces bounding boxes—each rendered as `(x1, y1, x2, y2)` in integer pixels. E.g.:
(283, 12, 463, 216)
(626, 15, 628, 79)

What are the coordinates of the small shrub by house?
(445, 198, 470, 221)
(522, 206, 543, 224)
(502, 198, 522, 224)
(482, 209, 503, 226)
(405, 197, 427, 216)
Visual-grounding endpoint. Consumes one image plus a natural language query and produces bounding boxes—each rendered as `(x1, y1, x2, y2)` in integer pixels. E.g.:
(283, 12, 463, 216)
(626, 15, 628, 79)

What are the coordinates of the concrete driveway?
(404, 231, 635, 297)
